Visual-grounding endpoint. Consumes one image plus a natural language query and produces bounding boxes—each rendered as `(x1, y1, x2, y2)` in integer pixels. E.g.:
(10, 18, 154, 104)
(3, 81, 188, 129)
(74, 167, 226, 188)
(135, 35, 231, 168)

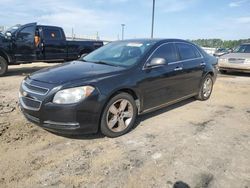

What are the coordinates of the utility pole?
(151, 0, 155, 38)
(72, 28, 74, 40)
(121, 24, 125, 40)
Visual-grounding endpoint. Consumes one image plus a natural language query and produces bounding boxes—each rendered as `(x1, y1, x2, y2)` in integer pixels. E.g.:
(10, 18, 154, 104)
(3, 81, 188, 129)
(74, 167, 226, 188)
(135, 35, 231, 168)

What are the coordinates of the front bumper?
(19, 79, 104, 135)
(218, 62, 250, 73)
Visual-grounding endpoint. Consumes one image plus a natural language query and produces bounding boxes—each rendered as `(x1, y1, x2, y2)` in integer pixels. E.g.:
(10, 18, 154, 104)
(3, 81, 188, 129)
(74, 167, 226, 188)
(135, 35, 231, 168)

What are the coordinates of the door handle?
(174, 67, 183, 71)
(200, 62, 206, 66)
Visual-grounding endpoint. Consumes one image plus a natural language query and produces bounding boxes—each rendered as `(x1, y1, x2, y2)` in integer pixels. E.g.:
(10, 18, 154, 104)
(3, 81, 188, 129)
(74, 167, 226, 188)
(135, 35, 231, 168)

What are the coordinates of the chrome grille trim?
(19, 97, 42, 111)
(22, 81, 49, 95)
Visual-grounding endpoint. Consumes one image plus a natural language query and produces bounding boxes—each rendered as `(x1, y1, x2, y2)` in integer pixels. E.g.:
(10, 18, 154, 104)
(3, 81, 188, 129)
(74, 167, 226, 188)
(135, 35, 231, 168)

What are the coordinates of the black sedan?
(19, 39, 218, 137)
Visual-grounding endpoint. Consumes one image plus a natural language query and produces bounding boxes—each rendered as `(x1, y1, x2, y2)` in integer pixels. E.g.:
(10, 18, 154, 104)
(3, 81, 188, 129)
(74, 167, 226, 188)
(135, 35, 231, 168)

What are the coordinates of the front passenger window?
(150, 43, 178, 63)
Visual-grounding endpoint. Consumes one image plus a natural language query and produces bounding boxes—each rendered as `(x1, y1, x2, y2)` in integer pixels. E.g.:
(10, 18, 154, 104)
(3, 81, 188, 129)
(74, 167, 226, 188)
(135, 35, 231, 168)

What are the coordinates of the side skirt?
(139, 93, 198, 115)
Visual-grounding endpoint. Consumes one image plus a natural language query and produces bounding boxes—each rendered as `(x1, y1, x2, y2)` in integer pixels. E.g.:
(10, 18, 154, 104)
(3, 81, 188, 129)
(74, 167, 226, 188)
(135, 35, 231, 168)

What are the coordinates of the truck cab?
(0, 23, 103, 76)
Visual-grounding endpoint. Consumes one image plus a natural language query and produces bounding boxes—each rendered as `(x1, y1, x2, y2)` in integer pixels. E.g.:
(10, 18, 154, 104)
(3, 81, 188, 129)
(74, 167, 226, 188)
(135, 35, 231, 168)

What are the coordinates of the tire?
(195, 74, 214, 101)
(0, 56, 8, 76)
(219, 69, 227, 74)
(100, 92, 137, 137)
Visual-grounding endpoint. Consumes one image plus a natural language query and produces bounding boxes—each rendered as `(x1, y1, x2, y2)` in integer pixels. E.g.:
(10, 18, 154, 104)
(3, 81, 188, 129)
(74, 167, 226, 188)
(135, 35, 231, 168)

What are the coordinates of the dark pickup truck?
(0, 23, 103, 76)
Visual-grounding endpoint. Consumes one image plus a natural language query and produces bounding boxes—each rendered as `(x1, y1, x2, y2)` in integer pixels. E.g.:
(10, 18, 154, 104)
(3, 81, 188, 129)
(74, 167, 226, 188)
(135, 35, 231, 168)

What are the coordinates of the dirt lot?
(0, 63, 250, 188)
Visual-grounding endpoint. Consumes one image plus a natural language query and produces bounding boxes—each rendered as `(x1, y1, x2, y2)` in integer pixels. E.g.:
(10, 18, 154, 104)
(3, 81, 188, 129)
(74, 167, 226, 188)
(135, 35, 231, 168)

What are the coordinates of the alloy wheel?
(203, 77, 213, 98)
(106, 99, 134, 132)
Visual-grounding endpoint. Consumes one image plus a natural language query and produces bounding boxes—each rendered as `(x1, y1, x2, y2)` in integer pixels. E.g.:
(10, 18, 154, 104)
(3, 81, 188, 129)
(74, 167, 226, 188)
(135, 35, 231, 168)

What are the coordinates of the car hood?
(29, 61, 125, 84)
(221, 53, 250, 59)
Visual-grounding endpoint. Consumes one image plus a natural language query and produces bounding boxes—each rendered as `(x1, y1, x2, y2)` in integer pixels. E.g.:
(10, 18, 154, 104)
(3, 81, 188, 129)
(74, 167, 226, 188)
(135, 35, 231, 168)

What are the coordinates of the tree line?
(190, 39, 250, 49)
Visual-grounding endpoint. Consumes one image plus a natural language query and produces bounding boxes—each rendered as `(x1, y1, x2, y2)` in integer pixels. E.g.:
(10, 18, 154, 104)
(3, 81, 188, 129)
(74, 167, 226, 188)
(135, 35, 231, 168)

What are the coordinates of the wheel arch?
(0, 49, 10, 63)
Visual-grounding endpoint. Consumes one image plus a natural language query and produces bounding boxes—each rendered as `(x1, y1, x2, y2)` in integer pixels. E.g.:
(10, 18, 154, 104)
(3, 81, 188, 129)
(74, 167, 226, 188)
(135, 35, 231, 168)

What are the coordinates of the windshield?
(82, 40, 156, 67)
(216, 48, 227, 52)
(233, 44, 250, 53)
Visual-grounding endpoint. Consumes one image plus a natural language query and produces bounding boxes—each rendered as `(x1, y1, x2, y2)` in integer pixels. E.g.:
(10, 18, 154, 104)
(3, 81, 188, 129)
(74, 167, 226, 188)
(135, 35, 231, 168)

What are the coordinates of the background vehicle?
(0, 23, 103, 76)
(213, 48, 229, 57)
(218, 43, 250, 73)
(19, 39, 218, 137)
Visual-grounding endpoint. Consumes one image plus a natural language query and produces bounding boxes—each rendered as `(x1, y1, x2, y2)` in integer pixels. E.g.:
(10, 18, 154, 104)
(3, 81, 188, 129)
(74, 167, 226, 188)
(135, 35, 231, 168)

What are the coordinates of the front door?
(139, 43, 186, 111)
(14, 23, 37, 62)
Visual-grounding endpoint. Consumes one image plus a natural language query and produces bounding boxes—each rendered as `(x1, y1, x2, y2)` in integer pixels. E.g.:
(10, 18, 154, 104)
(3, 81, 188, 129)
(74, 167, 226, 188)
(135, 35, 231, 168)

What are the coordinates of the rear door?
(14, 23, 37, 62)
(176, 43, 205, 95)
(139, 43, 186, 111)
(41, 27, 67, 60)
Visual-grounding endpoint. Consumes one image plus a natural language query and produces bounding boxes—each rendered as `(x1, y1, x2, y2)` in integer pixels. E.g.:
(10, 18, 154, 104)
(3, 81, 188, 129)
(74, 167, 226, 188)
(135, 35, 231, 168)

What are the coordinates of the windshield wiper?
(91, 61, 119, 67)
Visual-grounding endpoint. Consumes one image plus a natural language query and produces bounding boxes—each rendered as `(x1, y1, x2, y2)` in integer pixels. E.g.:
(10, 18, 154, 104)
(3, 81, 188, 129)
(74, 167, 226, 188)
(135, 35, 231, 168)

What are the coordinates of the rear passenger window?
(43, 29, 62, 40)
(150, 43, 178, 63)
(177, 43, 201, 60)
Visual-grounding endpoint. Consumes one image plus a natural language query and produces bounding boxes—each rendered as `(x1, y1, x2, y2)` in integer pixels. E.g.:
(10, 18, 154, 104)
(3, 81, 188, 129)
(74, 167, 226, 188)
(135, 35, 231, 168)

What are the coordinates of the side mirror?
(5, 31, 12, 38)
(147, 58, 166, 68)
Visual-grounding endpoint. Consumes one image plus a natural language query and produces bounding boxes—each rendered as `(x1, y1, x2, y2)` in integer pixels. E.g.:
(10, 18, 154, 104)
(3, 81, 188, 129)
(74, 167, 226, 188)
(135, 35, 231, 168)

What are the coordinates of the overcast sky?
(0, 0, 250, 40)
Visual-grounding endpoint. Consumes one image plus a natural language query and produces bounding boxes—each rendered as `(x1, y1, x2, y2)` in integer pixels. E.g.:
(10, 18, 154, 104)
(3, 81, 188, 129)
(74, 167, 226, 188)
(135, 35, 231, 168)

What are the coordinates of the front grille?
(20, 97, 42, 111)
(22, 81, 49, 95)
(228, 58, 245, 64)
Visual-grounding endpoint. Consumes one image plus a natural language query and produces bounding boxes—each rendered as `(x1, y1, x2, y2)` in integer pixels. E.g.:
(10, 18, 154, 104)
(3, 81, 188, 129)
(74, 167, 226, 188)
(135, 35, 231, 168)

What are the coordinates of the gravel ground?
(0, 63, 250, 188)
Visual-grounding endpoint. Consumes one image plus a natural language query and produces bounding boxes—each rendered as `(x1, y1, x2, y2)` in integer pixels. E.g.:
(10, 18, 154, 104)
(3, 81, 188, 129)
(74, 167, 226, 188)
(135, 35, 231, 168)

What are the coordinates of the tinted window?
(44, 29, 62, 40)
(16, 26, 34, 42)
(150, 43, 178, 63)
(234, 44, 250, 53)
(177, 43, 201, 60)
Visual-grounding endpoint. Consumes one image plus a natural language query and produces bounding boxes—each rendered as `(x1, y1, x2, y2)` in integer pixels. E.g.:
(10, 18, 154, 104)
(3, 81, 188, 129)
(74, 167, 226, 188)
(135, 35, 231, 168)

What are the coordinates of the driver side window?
(150, 43, 178, 63)
(16, 26, 34, 42)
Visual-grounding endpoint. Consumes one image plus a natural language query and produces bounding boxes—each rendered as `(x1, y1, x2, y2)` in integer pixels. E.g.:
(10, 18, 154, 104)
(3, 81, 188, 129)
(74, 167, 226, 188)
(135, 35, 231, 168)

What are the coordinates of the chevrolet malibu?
(19, 39, 218, 137)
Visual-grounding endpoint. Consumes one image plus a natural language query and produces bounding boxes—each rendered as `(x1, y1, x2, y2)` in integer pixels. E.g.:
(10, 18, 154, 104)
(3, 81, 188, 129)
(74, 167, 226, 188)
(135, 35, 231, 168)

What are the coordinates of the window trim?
(143, 42, 204, 70)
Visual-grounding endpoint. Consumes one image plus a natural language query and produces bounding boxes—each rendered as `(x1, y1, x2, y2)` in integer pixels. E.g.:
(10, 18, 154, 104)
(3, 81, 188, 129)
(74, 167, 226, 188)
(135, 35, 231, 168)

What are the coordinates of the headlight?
(53, 86, 95, 104)
(245, 59, 250, 64)
(218, 58, 227, 63)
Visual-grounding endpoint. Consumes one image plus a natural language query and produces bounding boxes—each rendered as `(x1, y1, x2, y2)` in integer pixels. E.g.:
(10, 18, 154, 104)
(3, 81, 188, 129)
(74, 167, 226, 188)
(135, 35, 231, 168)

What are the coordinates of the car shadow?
(173, 181, 191, 188)
(219, 71, 250, 77)
(51, 132, 105, 140)
(133, 97, 196, 130)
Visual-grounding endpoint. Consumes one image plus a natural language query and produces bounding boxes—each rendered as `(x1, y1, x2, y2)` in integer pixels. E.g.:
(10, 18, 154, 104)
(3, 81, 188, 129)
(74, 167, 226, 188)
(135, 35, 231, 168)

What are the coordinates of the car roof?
(116, 38, 192, 44)
(37, 25, 62, 29)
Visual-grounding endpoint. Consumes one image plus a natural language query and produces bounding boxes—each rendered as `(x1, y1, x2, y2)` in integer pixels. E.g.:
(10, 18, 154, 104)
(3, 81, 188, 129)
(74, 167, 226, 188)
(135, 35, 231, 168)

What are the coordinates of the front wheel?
(195, 74, 214, 101)
(100, 93, 137, 137)
(0, 56, 8, 76)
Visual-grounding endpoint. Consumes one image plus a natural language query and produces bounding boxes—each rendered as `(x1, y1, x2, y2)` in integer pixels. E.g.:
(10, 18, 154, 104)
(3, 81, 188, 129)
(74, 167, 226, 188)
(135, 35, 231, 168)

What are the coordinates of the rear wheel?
(0, 56, 8, 76)
(195, 74, 214, 101)
(100, 93, 137, 137)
